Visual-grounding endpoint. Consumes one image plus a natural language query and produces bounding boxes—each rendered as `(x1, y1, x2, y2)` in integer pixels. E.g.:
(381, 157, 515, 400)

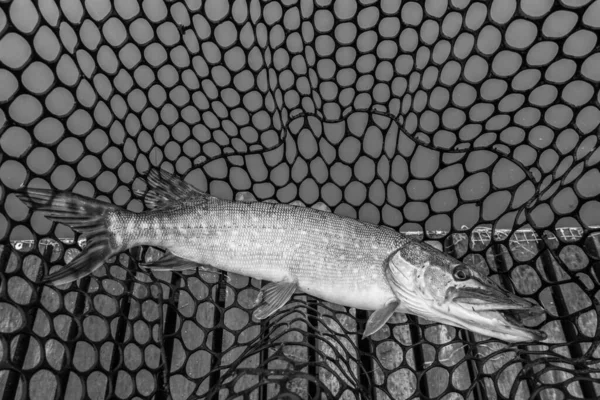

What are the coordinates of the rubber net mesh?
(1, 0, 600, 399)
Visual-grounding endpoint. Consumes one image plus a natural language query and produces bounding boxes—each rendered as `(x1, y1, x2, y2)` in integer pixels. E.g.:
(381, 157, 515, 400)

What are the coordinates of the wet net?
(1, 0, 600, 399)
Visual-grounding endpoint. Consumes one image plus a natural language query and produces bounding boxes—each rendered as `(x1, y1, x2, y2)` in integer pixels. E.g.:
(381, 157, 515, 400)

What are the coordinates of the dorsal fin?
(142, 168, 210, 210)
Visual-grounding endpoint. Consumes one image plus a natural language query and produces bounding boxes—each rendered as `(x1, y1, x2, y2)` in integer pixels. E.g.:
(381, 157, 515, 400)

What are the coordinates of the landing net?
(1, 0, 599, 399)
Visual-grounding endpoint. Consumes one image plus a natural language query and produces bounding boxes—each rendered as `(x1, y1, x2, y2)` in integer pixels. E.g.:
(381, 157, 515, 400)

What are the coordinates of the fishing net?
(1, 0, 600, 398)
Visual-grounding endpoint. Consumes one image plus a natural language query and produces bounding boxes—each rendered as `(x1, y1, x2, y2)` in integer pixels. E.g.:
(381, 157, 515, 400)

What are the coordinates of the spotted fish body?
(16, 169, 406, 311)
(16, 169, 548, 342)
(115, 197, 404, 311)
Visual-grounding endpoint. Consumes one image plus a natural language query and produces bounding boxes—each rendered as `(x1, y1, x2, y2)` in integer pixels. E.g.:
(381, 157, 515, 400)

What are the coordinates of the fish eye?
(453, 268, 470, 281)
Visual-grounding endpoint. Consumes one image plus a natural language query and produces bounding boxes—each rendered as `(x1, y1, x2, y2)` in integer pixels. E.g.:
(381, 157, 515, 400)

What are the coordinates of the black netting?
(1, 0, 600, 399)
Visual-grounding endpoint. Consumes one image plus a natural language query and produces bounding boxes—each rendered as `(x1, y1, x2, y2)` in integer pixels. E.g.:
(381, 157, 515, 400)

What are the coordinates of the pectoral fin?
(140, 252, 218, 273)
(362, 299, 400, 339)
(253, 281, 298, 320)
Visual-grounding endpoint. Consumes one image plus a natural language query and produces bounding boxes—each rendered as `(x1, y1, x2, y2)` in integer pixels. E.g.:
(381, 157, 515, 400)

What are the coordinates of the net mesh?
(1, 0, 600, 399)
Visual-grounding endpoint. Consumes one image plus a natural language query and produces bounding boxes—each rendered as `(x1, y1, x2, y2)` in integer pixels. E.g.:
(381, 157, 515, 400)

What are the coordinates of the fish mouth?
(452, 285, 537, 310)
(475, 307, 547, 342)
(450, 286, 547, 342)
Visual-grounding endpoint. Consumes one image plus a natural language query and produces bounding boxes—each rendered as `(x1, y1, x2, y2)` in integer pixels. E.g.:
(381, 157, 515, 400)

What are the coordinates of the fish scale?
(118, 199, 404, 310)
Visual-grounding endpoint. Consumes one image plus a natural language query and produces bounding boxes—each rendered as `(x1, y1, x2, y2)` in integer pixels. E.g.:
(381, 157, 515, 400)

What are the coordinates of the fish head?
(384, 240, 547, 343)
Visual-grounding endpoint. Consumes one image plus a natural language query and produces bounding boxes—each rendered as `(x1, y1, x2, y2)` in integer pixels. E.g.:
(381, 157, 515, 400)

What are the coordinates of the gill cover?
(383, 239, 459, 300)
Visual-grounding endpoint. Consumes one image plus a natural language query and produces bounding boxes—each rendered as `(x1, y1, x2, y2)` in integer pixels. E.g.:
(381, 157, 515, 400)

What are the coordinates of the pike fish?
(16, 169, 547, 342)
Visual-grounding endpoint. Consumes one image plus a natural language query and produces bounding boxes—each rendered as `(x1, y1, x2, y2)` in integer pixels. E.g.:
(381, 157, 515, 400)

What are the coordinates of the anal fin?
(362, 299, 400, 339)
(253, 281, 298, 320)
(140, 251, 218, 273)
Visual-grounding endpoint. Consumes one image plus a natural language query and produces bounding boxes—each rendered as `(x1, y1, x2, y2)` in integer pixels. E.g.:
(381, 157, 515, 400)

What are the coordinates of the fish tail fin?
(15, 188, 129, 286)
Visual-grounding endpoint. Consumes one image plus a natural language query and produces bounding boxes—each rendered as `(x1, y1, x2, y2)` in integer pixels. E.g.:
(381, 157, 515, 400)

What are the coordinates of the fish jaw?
(430, 301, 547, 342)
(389, 289, 547, 342)
(442, 280, 548, 342)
